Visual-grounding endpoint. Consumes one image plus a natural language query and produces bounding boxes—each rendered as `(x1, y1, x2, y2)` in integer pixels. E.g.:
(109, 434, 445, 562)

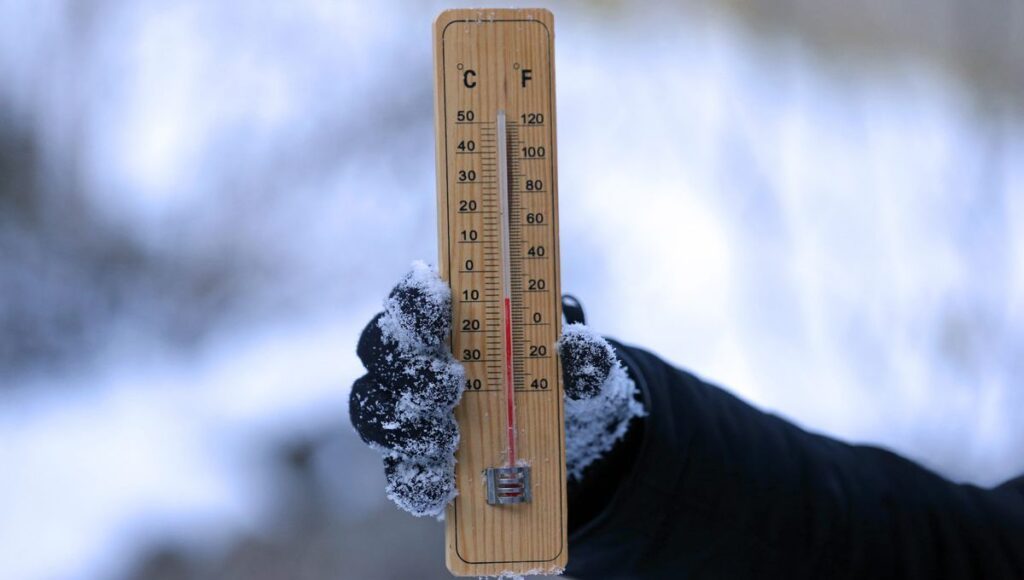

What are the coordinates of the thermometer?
(433, 8, 567, 576)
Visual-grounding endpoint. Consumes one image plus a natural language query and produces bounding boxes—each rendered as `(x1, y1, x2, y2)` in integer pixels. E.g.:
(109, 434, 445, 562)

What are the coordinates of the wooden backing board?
(433, 8, 567, 577)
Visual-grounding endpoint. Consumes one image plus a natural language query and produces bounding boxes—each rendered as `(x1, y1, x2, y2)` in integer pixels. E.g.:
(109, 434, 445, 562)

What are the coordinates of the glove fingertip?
(357, 313, 400, 373)
(558, 323, 616, 400)
(354, 397, 459, 459)
(384, 456, 457, 517)
(349, 374, 394, 445)
(382, 261, 452, 350)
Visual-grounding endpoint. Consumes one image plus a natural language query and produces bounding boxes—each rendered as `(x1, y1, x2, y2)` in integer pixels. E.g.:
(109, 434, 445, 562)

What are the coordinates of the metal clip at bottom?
(485, 466, 531, 505)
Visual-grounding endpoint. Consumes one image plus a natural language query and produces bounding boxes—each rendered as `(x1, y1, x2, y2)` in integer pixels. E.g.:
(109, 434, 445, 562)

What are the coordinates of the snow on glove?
(559, 323, 645, 479)
(349, 261, 644, 517)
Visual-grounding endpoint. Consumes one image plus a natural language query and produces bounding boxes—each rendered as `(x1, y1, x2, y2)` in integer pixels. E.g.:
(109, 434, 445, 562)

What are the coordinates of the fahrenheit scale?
(433, 8, 567, 577)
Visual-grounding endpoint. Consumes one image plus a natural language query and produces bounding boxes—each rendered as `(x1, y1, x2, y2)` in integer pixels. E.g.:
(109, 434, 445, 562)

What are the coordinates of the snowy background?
(1, 0, 1022, 578)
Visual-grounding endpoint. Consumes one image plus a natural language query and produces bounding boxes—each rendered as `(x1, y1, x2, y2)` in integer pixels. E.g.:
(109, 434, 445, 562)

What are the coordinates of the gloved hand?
(349, 261, 644, 517)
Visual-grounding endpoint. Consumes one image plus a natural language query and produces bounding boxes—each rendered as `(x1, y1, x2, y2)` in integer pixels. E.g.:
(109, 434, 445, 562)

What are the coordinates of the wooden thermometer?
(433, 8, 567, 577)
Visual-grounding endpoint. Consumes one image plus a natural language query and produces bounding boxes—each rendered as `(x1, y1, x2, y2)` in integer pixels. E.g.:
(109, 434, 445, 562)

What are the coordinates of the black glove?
(349, 262, 644, 516)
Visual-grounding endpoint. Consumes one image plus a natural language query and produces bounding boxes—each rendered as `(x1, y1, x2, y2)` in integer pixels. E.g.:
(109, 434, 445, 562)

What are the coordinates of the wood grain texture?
(433, 8, 567, 577)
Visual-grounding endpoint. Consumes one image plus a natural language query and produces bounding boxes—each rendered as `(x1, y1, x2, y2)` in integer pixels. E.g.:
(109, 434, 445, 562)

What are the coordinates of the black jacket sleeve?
(565, 340, 1024, 579)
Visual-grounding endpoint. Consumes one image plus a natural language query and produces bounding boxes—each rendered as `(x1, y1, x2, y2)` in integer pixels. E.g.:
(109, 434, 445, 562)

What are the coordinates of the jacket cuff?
(566, 339, 691, 577)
